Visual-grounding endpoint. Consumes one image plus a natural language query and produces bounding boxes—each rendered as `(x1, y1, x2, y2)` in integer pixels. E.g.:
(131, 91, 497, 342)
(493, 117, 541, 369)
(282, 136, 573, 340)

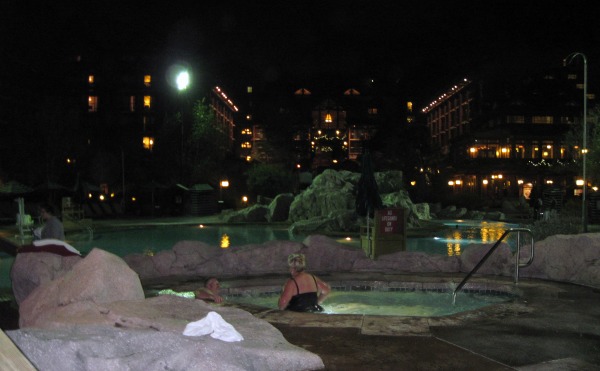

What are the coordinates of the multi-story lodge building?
(239, 81, 407, 170)
(421, 66, 596, 203)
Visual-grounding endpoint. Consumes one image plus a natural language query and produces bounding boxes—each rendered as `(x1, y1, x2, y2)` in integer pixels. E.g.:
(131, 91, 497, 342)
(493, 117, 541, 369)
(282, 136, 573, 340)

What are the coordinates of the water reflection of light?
(442, 221, 509, 257)
(143, 249, 155, 256)
(220, 234, 230, 248)
(446, 230, 463, 256)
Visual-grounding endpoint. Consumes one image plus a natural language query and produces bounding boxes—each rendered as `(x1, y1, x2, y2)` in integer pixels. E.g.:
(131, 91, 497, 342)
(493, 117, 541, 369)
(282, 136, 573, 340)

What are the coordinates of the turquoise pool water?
(69, 224, 304, 256)
(230, 290, 511, 316)
(67, 220, 519, 257)
(0, 219, 519, 290)
(158, 289, 512, 317)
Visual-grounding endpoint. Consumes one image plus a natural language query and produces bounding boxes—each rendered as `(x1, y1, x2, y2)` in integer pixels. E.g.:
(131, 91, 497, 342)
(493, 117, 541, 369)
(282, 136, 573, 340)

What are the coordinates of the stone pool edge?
(152, 273, 549, 337)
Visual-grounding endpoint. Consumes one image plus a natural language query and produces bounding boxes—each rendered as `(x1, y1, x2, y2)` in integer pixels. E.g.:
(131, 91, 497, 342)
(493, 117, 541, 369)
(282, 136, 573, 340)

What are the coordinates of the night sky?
(2, 1, 600, 104)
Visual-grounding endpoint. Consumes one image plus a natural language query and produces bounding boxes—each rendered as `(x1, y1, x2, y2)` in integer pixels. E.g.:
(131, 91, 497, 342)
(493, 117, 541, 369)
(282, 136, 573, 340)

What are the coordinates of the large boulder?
(10, 251, 82, 305)
(9, 295, 324, 371)
(19, 248, 144, 328)
(288, 169, 425, 232)
(10, 247, 325, 371)
(519, 233, 600, 287)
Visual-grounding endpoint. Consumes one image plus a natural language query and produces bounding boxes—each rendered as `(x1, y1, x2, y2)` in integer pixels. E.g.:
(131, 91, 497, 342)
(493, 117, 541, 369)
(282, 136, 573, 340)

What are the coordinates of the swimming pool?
(68, 219, 519, 257)
(0, 219, 520, 291)
(69, 224, 304, 256)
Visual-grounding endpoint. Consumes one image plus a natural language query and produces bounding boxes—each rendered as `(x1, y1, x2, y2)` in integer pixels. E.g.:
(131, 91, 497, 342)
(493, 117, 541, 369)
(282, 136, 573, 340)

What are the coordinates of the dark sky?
(3, 1, 600, 104)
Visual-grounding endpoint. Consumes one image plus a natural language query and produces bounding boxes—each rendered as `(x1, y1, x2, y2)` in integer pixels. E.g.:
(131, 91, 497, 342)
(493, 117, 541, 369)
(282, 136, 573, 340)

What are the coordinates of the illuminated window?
(241, 142, 252, 148)
(88, 96, 98, 112)
(88, 75, 95, 84)
(507, 115, 525, 124)
(407, 102, 413, 112)
(542, 143, 554, 158)
(142, 137, 154, 150)
(567, 74, 577, 80)
(247, 86, 253, 93)
(368, 108, 378, 115)
(532, 116, 553, 124)
(144, 75, 151, 87)
(498, 147, 510, 158)
(143, 96, 151, 109)
(129, 96, 135, 112)
(325, 113, 333, 123)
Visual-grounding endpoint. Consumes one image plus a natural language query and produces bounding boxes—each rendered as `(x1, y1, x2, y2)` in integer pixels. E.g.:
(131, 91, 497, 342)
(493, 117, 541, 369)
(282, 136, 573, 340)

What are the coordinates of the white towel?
(183, 311, 244, 342)
(33, 239, 81, 255)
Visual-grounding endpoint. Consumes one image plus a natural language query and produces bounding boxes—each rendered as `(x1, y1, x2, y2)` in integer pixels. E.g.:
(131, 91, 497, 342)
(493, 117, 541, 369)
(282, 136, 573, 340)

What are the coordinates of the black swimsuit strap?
(292, 275, 318, 295)
(291, 277, 300, 295)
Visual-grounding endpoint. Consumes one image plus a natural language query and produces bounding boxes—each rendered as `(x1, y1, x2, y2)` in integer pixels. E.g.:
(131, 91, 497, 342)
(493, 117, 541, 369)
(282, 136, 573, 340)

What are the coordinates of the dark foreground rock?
(9, 248, 324, 371)
(8, 296, 324, 371)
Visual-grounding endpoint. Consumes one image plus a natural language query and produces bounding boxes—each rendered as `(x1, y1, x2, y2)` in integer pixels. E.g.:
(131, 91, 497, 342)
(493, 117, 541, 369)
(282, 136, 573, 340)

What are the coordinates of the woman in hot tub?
(278, 253, 330, 312)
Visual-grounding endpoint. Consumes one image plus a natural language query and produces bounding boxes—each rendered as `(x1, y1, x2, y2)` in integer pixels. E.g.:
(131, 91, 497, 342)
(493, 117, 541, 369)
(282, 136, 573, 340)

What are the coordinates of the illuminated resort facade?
(239, 83, 414, 170)
(421, 67, 595, 202)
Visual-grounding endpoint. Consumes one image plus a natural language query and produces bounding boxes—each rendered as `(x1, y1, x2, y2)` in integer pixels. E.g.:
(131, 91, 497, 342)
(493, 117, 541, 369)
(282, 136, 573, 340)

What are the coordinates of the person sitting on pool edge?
(278, 253, 330, 312)
(194, 277, 224, 303)
(34, 203, 65, 241)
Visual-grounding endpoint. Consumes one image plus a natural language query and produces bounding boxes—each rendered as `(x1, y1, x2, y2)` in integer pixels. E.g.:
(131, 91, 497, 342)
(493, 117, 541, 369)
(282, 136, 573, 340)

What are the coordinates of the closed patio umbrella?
(355, 151, 382, 256)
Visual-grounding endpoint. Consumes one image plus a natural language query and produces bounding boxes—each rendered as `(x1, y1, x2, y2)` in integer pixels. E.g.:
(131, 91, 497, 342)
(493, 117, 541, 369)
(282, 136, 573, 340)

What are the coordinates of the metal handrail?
(452, 228, 534, 304)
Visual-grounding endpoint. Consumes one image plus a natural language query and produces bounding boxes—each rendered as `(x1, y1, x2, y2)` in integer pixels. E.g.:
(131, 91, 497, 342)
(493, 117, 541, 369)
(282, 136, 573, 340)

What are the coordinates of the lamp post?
(564, 52, 588, 232)
(176, 70, 190, 183)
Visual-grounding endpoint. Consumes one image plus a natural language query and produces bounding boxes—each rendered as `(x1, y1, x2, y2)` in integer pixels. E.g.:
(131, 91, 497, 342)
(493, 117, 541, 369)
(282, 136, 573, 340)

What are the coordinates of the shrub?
(246, 163, 295, 198)
(525, 199, 581, 241)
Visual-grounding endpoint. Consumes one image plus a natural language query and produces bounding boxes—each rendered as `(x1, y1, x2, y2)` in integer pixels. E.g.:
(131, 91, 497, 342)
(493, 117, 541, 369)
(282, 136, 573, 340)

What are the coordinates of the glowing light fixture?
(176, 71, 190, 91)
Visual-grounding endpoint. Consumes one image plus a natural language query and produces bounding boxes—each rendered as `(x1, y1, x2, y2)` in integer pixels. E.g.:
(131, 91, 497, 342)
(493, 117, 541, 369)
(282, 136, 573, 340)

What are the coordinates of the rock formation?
(8, 248, 324, 371)
(10, 251, 82, 305)
(122, 233, 600, 289)
(221, 169, 426, 233)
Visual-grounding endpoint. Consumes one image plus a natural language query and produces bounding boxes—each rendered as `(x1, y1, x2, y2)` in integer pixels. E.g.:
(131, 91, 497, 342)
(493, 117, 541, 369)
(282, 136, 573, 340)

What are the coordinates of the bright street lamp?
(175, 69, 190, 182)
(176, 71, 190, 91)
(564, 52, 588, 232)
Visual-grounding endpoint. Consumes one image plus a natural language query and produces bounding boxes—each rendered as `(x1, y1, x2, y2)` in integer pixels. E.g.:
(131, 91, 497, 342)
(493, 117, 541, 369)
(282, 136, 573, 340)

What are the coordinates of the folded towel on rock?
(183, 311, 244, 342)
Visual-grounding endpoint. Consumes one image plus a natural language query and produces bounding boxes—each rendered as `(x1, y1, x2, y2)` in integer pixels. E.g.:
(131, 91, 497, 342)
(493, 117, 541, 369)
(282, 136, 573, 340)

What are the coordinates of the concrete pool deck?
(2, 217, 600, 370)
(153, 272, 600, 370)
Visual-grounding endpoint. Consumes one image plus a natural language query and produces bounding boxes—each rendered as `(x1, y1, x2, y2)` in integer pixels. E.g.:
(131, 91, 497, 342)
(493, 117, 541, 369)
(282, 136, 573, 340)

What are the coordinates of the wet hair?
(205, 277, 218, 287)
(287, 253, 306, 272)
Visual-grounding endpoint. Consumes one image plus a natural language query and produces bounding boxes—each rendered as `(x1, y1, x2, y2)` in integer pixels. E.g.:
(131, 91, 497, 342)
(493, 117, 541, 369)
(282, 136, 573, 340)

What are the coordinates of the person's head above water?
(287, 253, 306, 272)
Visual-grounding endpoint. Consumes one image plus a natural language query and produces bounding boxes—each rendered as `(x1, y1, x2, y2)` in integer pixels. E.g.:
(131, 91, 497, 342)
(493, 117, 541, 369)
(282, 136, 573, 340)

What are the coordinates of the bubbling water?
(158, 289, 512, 317)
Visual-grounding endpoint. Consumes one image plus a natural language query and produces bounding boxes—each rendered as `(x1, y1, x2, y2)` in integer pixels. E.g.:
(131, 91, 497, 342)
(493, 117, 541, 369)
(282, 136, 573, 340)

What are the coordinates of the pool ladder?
(452, 228, 534, 304)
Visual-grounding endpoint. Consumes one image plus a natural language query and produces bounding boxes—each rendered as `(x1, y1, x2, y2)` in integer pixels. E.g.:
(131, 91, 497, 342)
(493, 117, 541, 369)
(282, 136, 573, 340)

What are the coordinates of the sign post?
(361, 208, 407, 259)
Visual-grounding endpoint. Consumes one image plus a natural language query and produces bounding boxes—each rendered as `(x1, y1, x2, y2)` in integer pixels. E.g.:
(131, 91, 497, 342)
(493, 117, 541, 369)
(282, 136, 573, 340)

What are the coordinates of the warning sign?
(379, 208, 403, 234)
